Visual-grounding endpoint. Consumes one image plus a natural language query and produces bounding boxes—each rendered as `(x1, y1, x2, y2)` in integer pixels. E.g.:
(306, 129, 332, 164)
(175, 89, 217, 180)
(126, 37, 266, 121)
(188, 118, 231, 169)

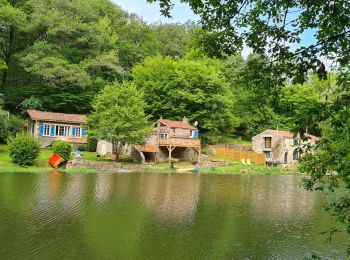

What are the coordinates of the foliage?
(0, 108, 23, 143)
(0, 60, 7, 70)
(150, 0, 350, 83)
(52, 141, 72, 161)
(133, 55, 239, 143)
(7, 134, 41, 166)
(169, 157, 179, 168)
(19, 96, 43, 114)
(7, 115, 24, 137)
(0, 108, 9, 143)
(87, 134, 98, 152)
(76, 144, 87, 152)
(88, 81, 152, 157)
(0, 0, 192, 113)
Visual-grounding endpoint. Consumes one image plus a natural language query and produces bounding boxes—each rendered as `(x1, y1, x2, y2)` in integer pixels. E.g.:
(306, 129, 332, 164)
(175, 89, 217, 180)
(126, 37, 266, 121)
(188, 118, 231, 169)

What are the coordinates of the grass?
(0, 144, 295, 175)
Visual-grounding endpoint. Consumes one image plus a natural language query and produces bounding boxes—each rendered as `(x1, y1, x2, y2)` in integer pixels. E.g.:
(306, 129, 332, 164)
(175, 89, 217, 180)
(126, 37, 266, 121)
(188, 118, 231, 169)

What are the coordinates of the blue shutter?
(81, 128, 85, 137)
(194, 130, 199, 138)
(51, 125, 55, 137)
(39, 124, 44, 136)
(72, 127, 76, 137)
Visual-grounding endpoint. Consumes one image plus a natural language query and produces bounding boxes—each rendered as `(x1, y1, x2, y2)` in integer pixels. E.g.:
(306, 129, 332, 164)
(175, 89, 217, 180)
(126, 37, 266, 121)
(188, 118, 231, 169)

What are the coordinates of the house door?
(284, 152, 288, 164)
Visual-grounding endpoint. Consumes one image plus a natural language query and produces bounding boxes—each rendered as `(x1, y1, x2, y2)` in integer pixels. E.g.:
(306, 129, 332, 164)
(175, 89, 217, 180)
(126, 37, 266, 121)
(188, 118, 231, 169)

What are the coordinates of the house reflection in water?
(139, 174, 201, 224)
(94, 173, 113, 205)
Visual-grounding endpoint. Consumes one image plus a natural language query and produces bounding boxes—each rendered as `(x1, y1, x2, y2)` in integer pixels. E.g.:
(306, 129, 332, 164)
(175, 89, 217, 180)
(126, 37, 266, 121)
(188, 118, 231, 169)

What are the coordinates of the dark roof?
(27, 110, 87, 124)
(157, 119, 197, 130)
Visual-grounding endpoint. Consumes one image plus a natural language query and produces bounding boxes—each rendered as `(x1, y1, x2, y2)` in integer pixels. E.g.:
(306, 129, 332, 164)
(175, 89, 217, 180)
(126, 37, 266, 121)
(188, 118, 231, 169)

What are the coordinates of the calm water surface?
(0, 172, 346, 259)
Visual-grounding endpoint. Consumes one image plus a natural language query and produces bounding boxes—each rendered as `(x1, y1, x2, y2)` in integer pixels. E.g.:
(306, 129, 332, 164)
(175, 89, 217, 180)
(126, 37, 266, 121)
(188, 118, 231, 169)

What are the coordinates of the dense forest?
(0, 0, 328, 142)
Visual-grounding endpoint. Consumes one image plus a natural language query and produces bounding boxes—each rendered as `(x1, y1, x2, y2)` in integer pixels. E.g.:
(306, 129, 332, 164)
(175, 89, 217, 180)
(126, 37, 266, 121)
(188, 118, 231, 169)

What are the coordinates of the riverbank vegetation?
(0, 144, 292, 175)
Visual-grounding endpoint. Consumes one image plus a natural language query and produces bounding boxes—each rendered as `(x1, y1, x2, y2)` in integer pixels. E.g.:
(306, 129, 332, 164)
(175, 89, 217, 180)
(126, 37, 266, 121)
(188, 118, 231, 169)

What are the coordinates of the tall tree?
(132, 54, 238, 143)
(88, 81, 151, 158)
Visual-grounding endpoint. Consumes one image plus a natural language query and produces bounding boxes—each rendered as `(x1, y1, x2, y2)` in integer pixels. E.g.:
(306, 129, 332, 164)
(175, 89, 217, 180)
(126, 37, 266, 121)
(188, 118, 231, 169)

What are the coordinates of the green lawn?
(0, 144, 294, 175)
(0, 145, 53, 173)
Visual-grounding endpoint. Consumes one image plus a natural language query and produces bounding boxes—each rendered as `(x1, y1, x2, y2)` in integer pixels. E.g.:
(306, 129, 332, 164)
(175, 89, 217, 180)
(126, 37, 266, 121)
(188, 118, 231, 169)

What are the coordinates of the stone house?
(132, 117, 201, 164)
(27, 110, 87, 147)
(252, 129, 320, 165)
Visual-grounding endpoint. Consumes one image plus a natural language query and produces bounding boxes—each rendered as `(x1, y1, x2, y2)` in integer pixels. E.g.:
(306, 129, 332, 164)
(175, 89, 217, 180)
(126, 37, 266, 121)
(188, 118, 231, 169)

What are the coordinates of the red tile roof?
(135, 145, 159, 153)
(27, 110, 87, 124)
(265, 129, 320, 141)
(158, 119, 197, 130)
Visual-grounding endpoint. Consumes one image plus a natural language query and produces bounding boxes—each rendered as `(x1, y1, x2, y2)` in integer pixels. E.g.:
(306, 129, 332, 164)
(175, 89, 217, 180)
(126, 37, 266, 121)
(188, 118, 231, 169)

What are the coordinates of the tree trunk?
(112, 141, 125, 161)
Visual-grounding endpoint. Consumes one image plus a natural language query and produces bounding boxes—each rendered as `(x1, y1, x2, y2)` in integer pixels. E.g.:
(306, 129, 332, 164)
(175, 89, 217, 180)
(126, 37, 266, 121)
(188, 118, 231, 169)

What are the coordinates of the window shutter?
(81, 128, 85, 137)
(72, 127, 76, 137)
(39, 124, 44, 136)
(51, 125, 55, 137)
(194, 130, 199, 138)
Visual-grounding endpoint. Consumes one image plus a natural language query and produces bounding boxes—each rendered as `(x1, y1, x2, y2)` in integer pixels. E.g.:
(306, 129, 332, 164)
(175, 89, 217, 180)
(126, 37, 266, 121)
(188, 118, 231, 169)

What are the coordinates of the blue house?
(27, 110, 87, 147)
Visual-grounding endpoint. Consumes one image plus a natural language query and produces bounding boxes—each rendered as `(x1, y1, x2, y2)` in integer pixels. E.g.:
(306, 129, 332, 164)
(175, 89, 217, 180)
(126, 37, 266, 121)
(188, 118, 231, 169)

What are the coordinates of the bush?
(76, 144, 87, 151)
(52, 141, 72, 161)
(8, 134, 41, 166)
(87, 135, 98, 152)
(118, 154, 130, 162)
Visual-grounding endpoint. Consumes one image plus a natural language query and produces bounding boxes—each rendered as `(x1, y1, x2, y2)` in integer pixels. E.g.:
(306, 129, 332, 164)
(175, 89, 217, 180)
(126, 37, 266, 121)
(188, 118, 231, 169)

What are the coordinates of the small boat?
(49, 153, 65, 168)
(175, 167, 201, 173)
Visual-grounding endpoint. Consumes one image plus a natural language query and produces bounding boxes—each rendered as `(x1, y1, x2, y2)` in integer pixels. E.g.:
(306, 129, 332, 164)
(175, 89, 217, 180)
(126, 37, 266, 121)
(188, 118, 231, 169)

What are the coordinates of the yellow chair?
(247, 159, 252, 166)
(241, 158, 246, 165)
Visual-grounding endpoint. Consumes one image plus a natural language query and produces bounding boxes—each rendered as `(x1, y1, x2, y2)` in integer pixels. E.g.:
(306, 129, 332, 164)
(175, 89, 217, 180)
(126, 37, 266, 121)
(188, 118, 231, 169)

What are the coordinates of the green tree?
(18, 96, 43, 114)
(8, 133, 41, 166)
(132, 55, 238, 143)
(0, 108, 9, 143)
(88, 81, 151, 158)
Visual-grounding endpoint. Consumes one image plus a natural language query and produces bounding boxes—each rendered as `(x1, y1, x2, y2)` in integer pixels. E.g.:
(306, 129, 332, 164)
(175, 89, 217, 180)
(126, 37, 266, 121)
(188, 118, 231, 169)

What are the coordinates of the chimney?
(182, 116, 189, 124)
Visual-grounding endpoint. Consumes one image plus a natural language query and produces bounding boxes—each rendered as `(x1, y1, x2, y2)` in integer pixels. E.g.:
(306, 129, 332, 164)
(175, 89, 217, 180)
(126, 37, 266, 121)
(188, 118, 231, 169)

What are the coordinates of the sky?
(112, 0, 198, 23)
(112, 1, 321, 62)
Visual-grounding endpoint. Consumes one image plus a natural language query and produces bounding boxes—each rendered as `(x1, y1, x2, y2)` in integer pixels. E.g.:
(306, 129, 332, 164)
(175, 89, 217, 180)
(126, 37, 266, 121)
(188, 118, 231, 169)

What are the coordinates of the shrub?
(118, 154, 130, 162)
(76, 144, 87, 151)
(52, 141, 72, 161)
(87, 134, 98, 152)
(8, 134, 41, 166)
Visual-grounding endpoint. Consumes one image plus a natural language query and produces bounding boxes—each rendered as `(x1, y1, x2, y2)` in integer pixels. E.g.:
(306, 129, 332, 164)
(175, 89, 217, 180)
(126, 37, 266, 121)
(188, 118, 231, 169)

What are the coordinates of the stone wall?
(67, 158, 121, 171)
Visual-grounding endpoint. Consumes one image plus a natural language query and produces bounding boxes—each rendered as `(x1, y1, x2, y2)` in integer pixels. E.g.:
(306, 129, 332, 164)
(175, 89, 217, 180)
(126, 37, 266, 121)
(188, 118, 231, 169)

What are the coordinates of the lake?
(0, 172, 346, 259)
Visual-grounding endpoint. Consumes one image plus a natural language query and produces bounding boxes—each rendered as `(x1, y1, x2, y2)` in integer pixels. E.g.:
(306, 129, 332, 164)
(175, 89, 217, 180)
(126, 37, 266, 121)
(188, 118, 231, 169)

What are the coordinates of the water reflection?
(0, 172, 346, 259)
(140, 173, 201, 223)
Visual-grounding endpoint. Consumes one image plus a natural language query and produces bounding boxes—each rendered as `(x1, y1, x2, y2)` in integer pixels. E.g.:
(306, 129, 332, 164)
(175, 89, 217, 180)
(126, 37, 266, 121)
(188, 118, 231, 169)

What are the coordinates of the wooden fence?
(214, 148, 266, 165)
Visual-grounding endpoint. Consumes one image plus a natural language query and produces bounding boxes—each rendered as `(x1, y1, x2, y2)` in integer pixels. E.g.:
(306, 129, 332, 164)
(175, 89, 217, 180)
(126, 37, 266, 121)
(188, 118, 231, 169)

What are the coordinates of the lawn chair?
(241, 158, 247, 165)
(247, 159, 252, 166)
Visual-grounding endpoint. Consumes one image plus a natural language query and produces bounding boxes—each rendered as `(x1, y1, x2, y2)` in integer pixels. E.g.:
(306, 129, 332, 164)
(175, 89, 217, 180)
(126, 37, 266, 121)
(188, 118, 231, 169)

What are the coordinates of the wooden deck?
(158, 137, 200, 147)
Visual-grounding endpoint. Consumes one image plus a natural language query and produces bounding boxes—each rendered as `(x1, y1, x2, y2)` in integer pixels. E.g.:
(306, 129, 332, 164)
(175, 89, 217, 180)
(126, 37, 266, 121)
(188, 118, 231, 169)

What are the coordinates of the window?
(56, 126, 70, 137)
(43, 124, 51, 136)
(172, 128, 176, 134)
(265, 151, 271, 160)
(264, 137, 272, 148)
(76, 127, 81, 137)
(189, 130, 193, 137)
(160, 133, 168, 138)
(293, 149, 300, 160)
(293, 138, 300, 146)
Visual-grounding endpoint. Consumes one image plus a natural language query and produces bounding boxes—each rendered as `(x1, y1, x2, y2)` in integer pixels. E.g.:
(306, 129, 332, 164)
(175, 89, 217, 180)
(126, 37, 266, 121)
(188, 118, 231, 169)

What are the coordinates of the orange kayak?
(49, 153, 65, 168)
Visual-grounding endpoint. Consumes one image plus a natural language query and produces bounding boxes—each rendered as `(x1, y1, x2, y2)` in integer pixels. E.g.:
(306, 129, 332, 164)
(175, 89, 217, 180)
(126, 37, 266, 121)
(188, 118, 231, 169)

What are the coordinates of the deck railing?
(158, 137, 200, 146)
